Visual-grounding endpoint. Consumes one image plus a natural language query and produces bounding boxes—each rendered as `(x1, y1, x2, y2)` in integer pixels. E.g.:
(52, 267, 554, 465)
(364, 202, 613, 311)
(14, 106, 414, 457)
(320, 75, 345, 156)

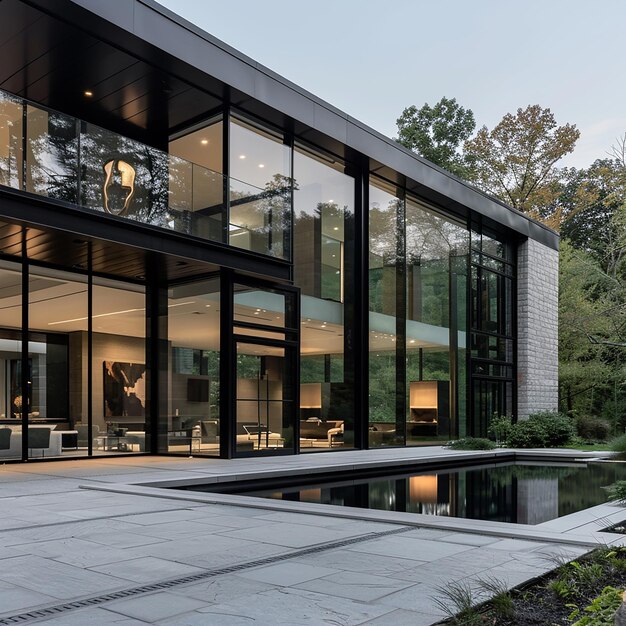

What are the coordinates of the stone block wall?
(517, 237, 559, 418)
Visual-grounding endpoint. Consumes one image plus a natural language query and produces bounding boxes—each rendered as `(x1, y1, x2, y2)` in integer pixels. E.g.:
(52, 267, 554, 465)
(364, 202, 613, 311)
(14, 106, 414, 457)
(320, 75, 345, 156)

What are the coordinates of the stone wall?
(517, 237, 559, 418)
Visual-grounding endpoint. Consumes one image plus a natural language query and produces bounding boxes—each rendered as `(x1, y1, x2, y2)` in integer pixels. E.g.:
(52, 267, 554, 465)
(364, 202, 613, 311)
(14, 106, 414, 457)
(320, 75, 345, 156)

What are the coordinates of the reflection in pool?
(227, 462, 626, 525)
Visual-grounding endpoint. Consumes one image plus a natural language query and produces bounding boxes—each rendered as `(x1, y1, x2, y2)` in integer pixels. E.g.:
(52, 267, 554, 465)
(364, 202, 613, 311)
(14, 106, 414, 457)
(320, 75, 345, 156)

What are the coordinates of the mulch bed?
(439, 543, 626, 625)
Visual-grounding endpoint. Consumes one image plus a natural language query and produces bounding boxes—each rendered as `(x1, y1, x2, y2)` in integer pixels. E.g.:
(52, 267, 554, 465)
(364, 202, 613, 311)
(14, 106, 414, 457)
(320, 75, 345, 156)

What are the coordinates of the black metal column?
(353, 159, 369, 450)
(219, 268, 234, 458)
(146, 253, 168, 454)
(20, 228, 28, 460)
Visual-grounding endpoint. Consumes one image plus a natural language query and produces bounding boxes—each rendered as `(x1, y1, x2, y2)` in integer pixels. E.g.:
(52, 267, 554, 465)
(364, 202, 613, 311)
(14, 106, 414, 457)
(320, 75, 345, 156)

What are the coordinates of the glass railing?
(0, 90, 291, 258)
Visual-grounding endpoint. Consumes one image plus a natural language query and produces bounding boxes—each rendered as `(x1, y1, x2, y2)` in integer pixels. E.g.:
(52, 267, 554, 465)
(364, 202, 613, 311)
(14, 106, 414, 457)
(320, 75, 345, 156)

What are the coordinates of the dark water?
(235, 461, 626, 525)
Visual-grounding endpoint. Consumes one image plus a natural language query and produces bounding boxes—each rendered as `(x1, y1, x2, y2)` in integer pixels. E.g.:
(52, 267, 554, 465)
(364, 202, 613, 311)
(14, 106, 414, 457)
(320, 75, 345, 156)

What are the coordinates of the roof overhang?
(7, 0, 558, 250)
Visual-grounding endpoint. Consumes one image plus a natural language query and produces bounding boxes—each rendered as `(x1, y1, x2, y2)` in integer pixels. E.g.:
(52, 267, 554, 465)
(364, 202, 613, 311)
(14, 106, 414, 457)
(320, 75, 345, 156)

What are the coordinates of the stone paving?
(0, 447, 620, 625)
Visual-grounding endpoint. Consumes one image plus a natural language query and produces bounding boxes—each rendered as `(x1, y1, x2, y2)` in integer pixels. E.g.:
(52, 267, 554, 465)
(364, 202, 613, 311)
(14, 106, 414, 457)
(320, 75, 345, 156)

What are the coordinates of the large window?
(0, 259, 23, 460)
(469, 228, 515, 435)
(293, 145, 355, 451)
(405, 198, 468, 444)
(168, 117, 224, 242)
(91, 278, 146, 456)
(229, 118, 291, 258)
(28, 267, 88, 459)
(167, 277, 220, 456)
(0, 92, 23, 190)
(369, 179, 404, 446)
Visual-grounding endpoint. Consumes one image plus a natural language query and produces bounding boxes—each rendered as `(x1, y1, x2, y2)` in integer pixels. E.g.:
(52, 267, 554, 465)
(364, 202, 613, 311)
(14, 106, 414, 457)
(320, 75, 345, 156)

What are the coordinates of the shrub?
(506, 419, 547, 448)
(605, 480, 626, 504)
(487, 414, 512, 445)
(446, 437, 496, 451)
(576, 414, 611, 441)
(506, 411, 576, 448)
(609, 433, 626, 453)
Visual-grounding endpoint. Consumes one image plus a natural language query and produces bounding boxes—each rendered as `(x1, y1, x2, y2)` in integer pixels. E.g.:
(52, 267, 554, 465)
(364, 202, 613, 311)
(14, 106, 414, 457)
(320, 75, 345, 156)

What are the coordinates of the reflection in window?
(168, 117, 224, 242)
(369, 179, 403, 446)
(26, 105, 78, 203)
(405, 199, 468, 442)
(0, 92, 23, 190)
(229, 118, 291, 258)
(294, 146, 355, 451)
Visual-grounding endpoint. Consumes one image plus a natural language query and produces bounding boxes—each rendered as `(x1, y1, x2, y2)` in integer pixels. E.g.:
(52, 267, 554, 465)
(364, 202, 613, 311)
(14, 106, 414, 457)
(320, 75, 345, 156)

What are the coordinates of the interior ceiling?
(0, 220, 219, 282)
(0, 0, 222, 147)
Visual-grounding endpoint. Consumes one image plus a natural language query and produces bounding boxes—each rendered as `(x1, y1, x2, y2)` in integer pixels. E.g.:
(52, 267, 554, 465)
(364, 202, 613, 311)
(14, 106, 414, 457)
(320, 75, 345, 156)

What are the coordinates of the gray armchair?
(28, 428, 51, 458)
(0, 428, 11, 451)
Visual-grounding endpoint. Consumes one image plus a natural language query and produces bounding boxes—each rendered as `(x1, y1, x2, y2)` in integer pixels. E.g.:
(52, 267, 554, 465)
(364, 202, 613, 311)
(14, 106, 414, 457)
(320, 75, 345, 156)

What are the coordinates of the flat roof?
(28, 0, 558, 250)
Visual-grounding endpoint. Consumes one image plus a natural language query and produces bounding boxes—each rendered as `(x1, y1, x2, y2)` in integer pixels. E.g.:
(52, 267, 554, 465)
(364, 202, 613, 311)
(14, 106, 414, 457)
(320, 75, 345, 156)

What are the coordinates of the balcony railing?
(0, 90, 290, 259)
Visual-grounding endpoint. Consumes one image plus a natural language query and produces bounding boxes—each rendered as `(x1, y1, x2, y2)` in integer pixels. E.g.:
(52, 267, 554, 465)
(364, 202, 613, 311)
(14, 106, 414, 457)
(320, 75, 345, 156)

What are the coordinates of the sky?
(157, 0, 626, 169)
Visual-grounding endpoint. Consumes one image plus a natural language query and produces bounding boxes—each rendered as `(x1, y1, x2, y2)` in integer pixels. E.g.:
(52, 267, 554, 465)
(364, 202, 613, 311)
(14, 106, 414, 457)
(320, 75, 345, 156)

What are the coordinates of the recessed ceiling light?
(84, 90, 93, 97)
(258, 163, 265, 168)
(333, 227, 339, 231)
(410, 339, 416, 344)
(239, 155, 246, 159)
(201, 139, 208, 145)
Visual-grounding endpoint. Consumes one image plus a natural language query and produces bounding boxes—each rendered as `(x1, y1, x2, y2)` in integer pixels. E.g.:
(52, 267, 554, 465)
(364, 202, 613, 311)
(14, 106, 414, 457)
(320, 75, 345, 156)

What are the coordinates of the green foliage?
(548, 577, 577, 599)
(609, 433, 626, 452)
(487, 414, 512, 445)
(464, 104, 579, 223)
(395, 96, 476, 179)
(432, 580, 482, 625)
(568, 586, 623, 625)
(605, 480, 626, 503)
(475, 576, 514, 620)
(506, 411, 576, 448)
(446, 437, 496, 450)
(575, 414, 611, 441)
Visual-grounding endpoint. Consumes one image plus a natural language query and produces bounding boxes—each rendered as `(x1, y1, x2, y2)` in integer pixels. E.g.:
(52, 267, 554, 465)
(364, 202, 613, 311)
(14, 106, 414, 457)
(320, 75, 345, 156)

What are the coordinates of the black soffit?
(0, 0, 221, 149)
(0, 220, 222, 282)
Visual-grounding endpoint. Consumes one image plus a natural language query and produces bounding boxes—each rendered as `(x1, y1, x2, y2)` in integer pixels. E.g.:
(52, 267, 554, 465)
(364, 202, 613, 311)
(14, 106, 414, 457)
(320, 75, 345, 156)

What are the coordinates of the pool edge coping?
(79, 448, 626, 549)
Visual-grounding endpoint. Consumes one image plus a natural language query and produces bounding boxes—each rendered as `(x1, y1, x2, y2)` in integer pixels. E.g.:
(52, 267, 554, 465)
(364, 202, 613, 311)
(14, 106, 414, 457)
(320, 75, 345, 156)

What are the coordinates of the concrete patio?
(0, 446, 622, 625)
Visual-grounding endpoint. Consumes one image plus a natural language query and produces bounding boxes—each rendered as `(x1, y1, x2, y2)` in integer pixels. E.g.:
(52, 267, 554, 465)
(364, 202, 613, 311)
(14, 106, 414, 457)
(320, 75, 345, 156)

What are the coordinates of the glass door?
(230, 277, 299, 456)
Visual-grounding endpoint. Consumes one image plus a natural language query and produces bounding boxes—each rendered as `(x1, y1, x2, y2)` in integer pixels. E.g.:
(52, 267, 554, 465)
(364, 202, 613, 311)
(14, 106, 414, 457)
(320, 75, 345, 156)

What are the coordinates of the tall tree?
(464, 105, 579, 226)
(559, 159, 626, 261)
(395, 97, 476, 179)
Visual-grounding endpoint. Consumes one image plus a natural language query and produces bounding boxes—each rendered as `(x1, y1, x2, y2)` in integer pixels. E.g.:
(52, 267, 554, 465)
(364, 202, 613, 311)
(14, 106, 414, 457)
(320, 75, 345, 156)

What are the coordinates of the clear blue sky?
(157, 0, 625, 169)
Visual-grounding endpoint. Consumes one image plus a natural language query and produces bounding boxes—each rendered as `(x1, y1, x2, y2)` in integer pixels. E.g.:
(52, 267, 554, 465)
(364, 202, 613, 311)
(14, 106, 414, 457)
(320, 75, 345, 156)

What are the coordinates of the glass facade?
(469, 229, 515, 435)
(293, 145, 355, 451)
(167, 277, 220, 456)
(405, 197, 469, 444)
(229, 118, 291, 258)
(0, 84, 521, 461)
(369, 179, 404, 446)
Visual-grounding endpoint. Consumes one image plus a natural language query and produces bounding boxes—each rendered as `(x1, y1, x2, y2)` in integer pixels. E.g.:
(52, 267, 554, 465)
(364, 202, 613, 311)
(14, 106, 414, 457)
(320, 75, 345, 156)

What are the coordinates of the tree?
(465, 105, 579, 226)
(559, 159, 626, 262)
(395, 96, 476, 179)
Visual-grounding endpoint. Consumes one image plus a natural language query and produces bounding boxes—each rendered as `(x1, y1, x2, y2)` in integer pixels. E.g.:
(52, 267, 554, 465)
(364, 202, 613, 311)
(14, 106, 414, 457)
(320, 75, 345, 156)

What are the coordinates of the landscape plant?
(610, 433, 626, 453)
(432, 547, 626, 625)
(445, 437, 496, 451)
(487, 414, 512, 446)
(506, 411, 576, 448)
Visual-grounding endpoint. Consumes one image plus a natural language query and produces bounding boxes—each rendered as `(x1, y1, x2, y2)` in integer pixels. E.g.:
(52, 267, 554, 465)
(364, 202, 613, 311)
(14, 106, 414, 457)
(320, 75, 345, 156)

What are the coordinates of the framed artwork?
(103, 361, 146, 417)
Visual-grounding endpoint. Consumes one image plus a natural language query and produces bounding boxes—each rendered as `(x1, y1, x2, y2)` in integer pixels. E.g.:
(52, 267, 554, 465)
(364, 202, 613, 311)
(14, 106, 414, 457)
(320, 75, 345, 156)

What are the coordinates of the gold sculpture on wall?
(103, 159, 136, 215)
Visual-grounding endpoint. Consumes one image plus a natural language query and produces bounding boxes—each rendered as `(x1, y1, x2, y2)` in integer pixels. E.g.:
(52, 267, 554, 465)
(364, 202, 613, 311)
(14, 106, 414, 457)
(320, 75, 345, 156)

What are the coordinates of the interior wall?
(91, 332, 146, 433)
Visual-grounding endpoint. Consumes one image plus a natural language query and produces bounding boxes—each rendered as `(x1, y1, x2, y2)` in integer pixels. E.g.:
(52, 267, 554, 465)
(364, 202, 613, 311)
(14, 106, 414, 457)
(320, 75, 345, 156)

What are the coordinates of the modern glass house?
(0, 0, 558, 461)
